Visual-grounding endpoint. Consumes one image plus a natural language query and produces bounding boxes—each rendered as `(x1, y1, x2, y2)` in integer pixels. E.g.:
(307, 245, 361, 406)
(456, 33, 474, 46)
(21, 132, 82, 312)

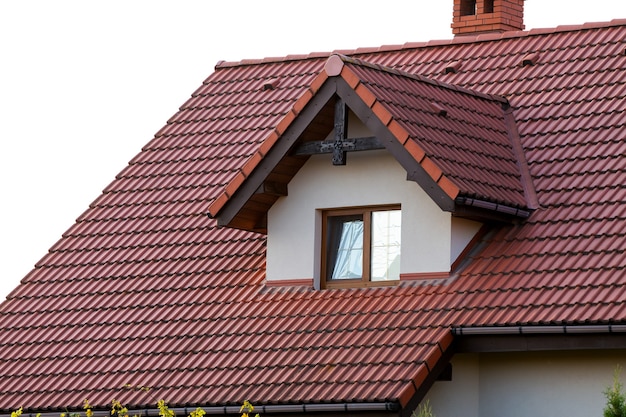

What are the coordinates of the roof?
(209, 54, 533, 232)
(1, 18, 625, 415)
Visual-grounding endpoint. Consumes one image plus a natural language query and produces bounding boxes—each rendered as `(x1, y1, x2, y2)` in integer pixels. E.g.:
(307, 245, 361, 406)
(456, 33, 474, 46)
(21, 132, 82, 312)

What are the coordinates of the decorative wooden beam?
(332, 97, 349, 165)
(293, 97, 386, 160)
(293, 136, 384, 156)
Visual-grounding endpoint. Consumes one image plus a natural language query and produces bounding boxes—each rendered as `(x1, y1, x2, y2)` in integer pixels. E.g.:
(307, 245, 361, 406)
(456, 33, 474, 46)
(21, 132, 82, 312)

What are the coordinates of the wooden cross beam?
(332, 97, 349, 165)
(293, 98, 384, 162)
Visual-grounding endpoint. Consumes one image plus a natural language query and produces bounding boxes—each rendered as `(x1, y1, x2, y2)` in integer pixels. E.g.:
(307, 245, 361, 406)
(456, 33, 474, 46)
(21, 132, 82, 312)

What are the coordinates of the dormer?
(265, 134, 485, 289)
(208, 54, 537, 289)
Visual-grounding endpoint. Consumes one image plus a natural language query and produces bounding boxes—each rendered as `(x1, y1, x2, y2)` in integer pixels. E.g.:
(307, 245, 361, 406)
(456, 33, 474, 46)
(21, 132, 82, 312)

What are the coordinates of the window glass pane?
(327, 215, 364, 280)
(370, 210, 401, 281)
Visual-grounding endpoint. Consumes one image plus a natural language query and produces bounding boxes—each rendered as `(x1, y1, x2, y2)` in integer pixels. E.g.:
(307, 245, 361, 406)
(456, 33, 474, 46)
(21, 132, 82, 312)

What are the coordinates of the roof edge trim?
(335, 53, 508, 105)
(503, 107, 540, 210)
(207, 71, 332, 220)
(208, 77, 337, 226)
(397, 330, 455, 417)
(455, 196, 531, 219)
(334, 75, 457, 212)
(11, 402, 401, 417)
(453, 324, 626, 335)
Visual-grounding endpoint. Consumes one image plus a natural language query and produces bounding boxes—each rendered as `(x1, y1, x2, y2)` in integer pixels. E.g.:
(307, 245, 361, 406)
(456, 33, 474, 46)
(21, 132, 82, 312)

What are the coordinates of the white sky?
(0, 0, 625, 300)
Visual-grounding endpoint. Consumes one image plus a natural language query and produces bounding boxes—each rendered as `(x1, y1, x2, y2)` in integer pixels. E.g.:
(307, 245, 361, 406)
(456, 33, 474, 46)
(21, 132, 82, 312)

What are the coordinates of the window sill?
(322, 279, 399, 290)
(400, 272, 450, 281)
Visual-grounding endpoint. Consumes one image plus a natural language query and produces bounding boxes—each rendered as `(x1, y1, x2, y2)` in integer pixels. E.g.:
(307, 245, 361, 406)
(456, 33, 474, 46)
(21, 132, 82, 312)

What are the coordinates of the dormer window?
(322, 205, 401, 289)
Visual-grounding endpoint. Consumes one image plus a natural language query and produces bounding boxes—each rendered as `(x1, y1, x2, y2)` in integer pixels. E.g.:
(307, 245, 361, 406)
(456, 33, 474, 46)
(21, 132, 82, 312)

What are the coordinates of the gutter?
(455, 196, 531, 219)
(453, 324, 626, 335)
(16, 402, 399, 417)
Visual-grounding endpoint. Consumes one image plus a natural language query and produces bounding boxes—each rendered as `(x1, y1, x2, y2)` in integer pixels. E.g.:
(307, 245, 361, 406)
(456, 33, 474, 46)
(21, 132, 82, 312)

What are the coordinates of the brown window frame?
(321, 205, 401, 289)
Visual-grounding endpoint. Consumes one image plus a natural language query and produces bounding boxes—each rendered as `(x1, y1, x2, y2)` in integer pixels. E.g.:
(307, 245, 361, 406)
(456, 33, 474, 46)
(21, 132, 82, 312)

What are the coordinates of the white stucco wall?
(266, 110, 483, 285)
(266, 150, 451, 283)
(424, 351, 626, 417)
(451, 217, 482, 264)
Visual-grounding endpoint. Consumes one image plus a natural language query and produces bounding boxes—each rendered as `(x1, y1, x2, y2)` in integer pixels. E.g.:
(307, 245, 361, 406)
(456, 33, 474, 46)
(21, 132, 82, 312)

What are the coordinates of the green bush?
(604, 366, 626, 417)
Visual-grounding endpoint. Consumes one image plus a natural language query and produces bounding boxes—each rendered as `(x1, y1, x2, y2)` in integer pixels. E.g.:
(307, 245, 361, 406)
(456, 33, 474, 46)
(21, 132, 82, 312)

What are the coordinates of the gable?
(209, 54, 534, 233)
(265, 105, 485, 287)
(266, 151, 453, 284)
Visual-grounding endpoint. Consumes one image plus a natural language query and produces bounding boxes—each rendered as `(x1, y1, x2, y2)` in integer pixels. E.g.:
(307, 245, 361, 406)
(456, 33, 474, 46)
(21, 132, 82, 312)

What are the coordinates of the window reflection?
(324, 208, 401, 284)
(327, 215, 364, 279)
(371, 210, 401, 281)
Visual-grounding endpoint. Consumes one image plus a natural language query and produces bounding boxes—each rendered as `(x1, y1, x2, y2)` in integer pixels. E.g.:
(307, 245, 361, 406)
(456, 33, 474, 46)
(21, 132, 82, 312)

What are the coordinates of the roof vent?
(263, 80, 280, 90)
(430, 102, 448, 117)
(521, 53, 539, 66)
(444, 61, 462, 74)
(452, 0, 525, 36)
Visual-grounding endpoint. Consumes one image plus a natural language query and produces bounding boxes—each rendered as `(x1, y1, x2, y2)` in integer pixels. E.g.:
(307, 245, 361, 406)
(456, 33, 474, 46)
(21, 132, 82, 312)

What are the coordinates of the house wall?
(424, 350, 626, 417)
(266, 111, 482, 285)
(451, 217, 482, 264)
(266, 150, 451, 284)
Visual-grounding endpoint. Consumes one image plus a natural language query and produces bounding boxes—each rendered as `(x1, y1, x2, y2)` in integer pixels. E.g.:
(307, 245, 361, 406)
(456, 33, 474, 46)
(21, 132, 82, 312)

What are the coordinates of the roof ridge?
(214, 19, 626, 69)
(333, 54, 509, 105)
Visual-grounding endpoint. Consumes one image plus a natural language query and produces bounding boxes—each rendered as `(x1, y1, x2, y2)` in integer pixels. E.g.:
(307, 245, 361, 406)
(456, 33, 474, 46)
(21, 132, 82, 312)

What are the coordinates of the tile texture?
(0, 19, 625, 414)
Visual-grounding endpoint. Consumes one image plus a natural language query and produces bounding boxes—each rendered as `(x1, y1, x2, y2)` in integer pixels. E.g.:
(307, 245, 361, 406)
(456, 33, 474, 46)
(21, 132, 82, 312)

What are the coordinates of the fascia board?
(214, 80, 338, 227)
(335, 77, 456, 212)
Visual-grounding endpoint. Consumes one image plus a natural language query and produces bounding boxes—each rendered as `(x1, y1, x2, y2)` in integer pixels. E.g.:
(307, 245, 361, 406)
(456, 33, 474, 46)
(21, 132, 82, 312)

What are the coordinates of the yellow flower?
(111, 400, 128, 417)
(84, 399, 93, 417)
(157, 400, 175, 417)
(240, 400, 257, 417)
(189, 408, 206, 417)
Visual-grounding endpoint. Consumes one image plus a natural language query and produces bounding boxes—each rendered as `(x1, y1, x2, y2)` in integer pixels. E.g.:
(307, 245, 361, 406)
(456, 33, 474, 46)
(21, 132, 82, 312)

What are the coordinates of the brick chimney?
(452, 0, 525, 36)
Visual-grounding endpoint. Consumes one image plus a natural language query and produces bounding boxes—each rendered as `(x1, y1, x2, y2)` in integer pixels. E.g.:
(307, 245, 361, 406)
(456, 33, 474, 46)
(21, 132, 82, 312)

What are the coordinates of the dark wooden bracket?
(332, 97, 349, 165)
(292, 97, 384, 160)
(293, 136, 384, 156)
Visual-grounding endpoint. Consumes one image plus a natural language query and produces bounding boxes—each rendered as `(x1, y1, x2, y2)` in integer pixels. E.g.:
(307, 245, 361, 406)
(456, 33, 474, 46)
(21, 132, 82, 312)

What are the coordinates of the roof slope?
(0, 19, 625, 414)
(340, 57, 529, 208)
(209, 54, 531, 229)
